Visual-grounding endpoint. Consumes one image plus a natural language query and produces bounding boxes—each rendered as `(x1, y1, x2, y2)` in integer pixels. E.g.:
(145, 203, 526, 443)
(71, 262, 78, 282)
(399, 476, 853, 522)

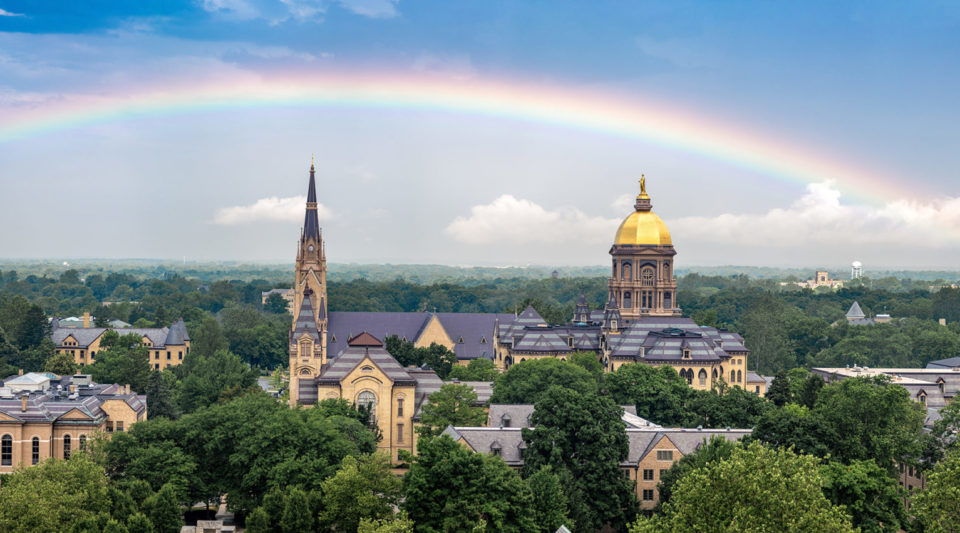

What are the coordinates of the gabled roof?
(348, 332, 383, 347)
(846, 301, 866, 319)
(292, 295, 321, 343)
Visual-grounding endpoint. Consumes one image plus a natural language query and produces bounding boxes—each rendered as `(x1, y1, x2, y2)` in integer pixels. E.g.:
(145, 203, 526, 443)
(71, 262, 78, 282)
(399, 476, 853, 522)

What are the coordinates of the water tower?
(851, 260, 863, 279)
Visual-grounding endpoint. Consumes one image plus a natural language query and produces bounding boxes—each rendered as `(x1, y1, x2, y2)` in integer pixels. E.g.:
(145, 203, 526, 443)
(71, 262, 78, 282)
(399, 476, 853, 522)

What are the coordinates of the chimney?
(83, 312, 91, 328)
(21, 395, 27, 412)
(125, 384, 130, 395)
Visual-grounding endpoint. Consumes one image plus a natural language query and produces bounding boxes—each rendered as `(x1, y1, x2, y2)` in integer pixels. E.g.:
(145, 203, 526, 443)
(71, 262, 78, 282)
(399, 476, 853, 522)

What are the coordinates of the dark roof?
(0, 376, 146, 422)
(303, 165, 321, 241)
(348, 332, 383, 347)
(163, 318, 189, 346)
(928, 357, 960, 369)
(846, 301, 866, 319)
(292, 295, 321, 343)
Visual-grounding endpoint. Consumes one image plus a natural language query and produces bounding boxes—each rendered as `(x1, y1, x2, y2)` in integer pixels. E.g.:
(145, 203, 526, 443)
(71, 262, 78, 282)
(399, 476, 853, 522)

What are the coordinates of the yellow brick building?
(51, 314, 191, 371)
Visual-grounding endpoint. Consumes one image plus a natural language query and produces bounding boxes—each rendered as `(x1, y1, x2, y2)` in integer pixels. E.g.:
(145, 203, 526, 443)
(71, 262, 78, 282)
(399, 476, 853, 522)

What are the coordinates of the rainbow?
(0, 71, 904, 202)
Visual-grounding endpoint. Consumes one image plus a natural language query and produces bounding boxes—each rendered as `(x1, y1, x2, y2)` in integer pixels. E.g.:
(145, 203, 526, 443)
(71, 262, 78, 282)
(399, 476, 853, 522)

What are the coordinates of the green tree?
(358, 513, 415, 533)
(447, 358, 499, 381)
(88, 332, 151, 393)
(630, 442, 856, 533)
(264, 292, 290, 314)
(402, 435, 536, 533)
(922, 402, 960, 466)
(191, 316, 229, 357)
(125, 513, 154, 533)
(142, 484, 182, 533)
(177, 349, 257, 414)
(799, 373, 825, 409)
(526, 466, 570, 533)
(682, 386, 772, 429)
(320, 453, 402, 532)
(522, 386, 636, 532)
(604, 364, 691, 426)
(912, 448, 960, 532)
(417, 383, 487, 436)
(568, 351, 603, 379)
(489, 358, 597, 404)
(245, 507, 271, 533)
(145, 370, 180, 419)
(44, 351, 79, 375)
(655, 436, 738, 509)
(280, 487, 313, 533)
(102, 519, 128, 533)
(820, 459, 906, 533)
(0, 454, 110, 533)
(765, 371, 792, 407)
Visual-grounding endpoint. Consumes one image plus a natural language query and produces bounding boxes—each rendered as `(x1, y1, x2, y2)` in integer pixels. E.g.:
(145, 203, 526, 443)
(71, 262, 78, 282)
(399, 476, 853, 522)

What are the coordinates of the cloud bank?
(0, 8, 24, 17)
(214, 196, 332, 225)
(446, 183, 960, 249)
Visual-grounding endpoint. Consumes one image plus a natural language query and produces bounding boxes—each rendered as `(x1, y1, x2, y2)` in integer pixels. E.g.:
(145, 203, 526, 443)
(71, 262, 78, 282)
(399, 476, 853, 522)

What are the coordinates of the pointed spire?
(303, 161, 321, 240)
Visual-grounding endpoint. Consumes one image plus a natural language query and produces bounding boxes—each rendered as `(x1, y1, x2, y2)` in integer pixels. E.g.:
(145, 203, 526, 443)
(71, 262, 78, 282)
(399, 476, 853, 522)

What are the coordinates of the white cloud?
(214, 196, 332, 225)
(444, 194, 619, 245)
(0, 8, 24, 16)
(199, 0, 326, 23)
(336, 0, 399, 19)
(670, 181, 960, 247)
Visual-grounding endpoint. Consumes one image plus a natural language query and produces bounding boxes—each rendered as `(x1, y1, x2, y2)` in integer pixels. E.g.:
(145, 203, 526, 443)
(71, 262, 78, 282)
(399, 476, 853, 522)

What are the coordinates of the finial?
(640, 174, 646, 195)
(311, 153, 315, 170)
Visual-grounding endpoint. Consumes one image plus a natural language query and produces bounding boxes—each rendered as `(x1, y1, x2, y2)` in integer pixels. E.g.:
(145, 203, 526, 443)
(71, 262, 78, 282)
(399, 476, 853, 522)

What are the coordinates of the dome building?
(608, 176, 680, 323)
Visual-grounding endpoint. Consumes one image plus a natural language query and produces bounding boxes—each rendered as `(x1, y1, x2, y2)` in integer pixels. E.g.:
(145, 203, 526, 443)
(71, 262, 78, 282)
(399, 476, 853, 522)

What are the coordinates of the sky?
(0, 1, 958, 269)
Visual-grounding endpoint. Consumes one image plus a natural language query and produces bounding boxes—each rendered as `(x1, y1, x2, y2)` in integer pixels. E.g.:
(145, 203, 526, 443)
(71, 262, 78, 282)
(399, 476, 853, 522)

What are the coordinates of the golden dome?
(614, 209, 672, 246)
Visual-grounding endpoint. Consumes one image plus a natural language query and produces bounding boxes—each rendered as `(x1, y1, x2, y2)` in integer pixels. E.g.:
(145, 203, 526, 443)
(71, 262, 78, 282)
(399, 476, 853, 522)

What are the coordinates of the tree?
(44, 351, 78, 375)
(682, 386, 772, 429)
(922, 402, 960, 466)
(820, 459, 906, 532)
(750, 403, 832, 458)
(655, 436, 738, 509)
(177, 349, 257, 414)
(522, 386, 636, 532)
(191, 316, 228, 357)
(420, 343, 458, 380)
(280, 487, 313, 533)
(125, 513, 154, 533)
(448, 358, 499, 381)
(264, 292, 290, 314)
(320, 453, 402, 532)
(489, 358, 598, 404)
(142, 484, 182, 533)
(765, 371, 792, 407)
(145, 370, 180, 419)
(245, 507, 271, 533)
(358, 514, 415, 533)
(402, 435, 536, 533)
(630, 442, 856, 533)
(799, 373, 825, 409)
(568, 351, 603, 380)
(88, 333, 151, 393)
(0, 454, 110, 533)
(912, 448, 960, 532)
(526, 466, 570, 533)
(604, 364, 691, 426)
(417, 383, 487, 436)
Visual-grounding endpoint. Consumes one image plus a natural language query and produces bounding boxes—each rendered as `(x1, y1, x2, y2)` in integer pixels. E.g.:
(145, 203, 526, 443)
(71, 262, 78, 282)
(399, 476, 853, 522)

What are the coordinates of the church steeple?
(303, 158, 321, 242)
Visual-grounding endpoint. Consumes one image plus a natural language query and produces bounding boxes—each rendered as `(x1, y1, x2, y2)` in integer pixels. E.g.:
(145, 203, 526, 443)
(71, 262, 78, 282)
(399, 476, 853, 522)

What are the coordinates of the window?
(737, 370, 742, 383)
(1, 435, 11, 466)
(397, 424, 404, 443)
(106, 422, 113, 432)
(458, 336, 464, 344)
(63, 435, 71, 460)
(155, 352, 160, 360)
(357, 391, 376, 419)
(115, 421, 124, 432)
(623, 291, 632, 308)
(179, 352, 183, 360)
(642, 489, 654, 501)
(166, 351, 171, 360)
(79, 435, 87, 450)
(481, 337, 487, 344)
(664, 292, 672, 309)
(641, 268, 654, 286)
(755, 386, 760, 394)
(32, 437, 39, 465)
(622, 262, 632, 280)
(918, 393, 926, 405)
(656, 450, 674, 461)
(642, 469, 654, 481)
(730, 370, 736, 382)
(682, 349, 691, 360)
(698, 369, 707, 386)
(155, 364, 159, 370)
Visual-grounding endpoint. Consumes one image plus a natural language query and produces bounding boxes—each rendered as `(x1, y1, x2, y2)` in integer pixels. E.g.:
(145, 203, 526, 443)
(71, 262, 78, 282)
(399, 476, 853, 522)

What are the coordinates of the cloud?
(670, 182, 960, 247)
(214, 196, 332, 225)
(336, 0, 399, 19)
(199, 0, 326, 23)
(0, 8, 24, 16)
(444, 195, 619, 245)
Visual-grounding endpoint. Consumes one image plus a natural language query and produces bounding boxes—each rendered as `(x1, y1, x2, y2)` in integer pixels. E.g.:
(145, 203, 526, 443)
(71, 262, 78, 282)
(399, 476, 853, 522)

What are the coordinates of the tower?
(288, 159, 329, 405)
(608, 176, 680, 323)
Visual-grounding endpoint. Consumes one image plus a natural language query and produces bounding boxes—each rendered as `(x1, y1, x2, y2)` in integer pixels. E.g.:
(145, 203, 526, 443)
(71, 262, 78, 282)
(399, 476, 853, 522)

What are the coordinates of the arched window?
(641, 268, 655, 286)
(1, 435, 11, 466)
(737, 370, 742, 383)
(664, 292, 673, 309)
(357, 391, 376, 414)
(622, 262, 632, 280)
(698, 369, 707, 386)
(663, 262, 671, 280)
(712, 368, 718, 379)
(32, 437, 39, 465)
(63, 435, 71, 460)
(682, 369, 692, 385)
(730, 370, 736, 382)
(79, 435, 87, 451)
(623, 291, 632, 308)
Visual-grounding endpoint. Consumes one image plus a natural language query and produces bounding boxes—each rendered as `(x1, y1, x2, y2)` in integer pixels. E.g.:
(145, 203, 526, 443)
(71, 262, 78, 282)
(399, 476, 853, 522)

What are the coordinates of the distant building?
(789, 270, 844, 290)
(51, 315, 190, 370)
(843, 301, 892, 326)
(0, 372, 146, 473)
(851, 261, 863, 279)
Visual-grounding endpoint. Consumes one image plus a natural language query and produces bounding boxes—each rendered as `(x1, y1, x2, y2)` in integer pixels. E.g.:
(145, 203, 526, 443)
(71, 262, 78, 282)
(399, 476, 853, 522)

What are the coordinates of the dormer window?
(567, 337, 574, 348)
(331, 334, 337, 342)
(501, 414, 512, 428)
(938, 379, 945, 393)
(682, 349, 691, 359)
(458, 336, 464, 344)
(490, 441, 502, 456)
(918, 392, 926, 404)
(481, 336, 487, 344)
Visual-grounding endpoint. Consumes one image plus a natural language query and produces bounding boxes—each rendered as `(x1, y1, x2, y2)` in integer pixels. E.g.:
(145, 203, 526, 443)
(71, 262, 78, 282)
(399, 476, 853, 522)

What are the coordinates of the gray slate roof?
(929, 357, 960, 369)
(292, 296, 321, 343)
(846, 301, 866, 319)
(0, 375, 146, 422)
(51, 320, 187, 349)
(487, 403, 651, 429)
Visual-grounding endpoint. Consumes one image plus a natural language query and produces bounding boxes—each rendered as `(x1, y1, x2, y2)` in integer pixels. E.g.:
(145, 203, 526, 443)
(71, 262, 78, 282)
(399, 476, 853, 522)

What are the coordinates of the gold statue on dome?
(640, 174, 646, 195)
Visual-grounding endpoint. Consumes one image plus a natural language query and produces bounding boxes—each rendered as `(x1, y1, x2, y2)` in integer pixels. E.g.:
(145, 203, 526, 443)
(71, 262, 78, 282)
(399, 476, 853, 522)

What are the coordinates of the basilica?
(287, 164, 754, 459)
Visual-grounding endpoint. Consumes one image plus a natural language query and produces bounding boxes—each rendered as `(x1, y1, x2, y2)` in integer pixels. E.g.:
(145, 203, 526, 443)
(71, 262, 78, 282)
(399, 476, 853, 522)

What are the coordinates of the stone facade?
(52, 315, 190, 371)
